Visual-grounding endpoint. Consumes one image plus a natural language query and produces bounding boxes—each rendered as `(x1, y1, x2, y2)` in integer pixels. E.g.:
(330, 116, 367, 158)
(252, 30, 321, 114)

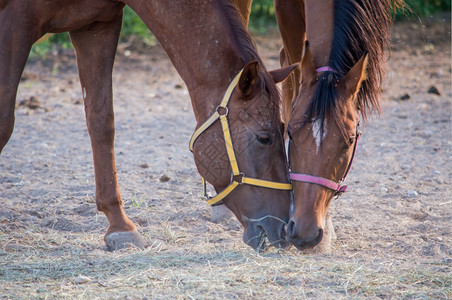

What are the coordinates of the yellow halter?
(189, 68, 292, 206)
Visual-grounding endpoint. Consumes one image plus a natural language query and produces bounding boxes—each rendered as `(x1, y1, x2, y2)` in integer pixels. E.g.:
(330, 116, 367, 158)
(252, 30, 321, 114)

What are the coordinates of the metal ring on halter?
(216, 105, 228, 116)
(231, 172, 245, 184)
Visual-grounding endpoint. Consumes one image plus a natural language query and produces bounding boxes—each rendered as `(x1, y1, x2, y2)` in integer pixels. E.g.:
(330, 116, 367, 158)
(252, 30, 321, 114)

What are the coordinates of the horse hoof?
(211, 204, 234, 223)
(104, 230, 147, 251)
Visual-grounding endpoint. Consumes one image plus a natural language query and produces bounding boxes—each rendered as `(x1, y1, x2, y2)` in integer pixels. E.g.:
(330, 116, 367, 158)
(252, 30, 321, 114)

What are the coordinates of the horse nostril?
(286, 219, 296, 238)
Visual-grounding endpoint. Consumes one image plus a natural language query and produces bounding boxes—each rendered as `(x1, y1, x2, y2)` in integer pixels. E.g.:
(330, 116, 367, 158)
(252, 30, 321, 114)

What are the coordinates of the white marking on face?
(285, 136, 290, 161)
(83, 87, 87, 99)
(312, 118, 327, 154)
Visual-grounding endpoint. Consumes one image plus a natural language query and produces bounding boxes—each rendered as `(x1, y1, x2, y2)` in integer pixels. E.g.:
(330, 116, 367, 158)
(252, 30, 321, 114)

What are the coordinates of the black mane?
(305, 0, 403, 134)
(218, 1, 281, 113)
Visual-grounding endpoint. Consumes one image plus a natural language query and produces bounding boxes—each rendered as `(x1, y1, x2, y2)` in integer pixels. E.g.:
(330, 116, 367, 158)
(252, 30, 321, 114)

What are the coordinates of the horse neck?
(305, 0, 334, 67)
(123, 0, 255, 122)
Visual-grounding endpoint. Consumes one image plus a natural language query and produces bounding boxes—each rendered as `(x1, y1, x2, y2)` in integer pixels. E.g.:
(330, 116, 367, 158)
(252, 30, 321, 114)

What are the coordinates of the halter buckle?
(334, 182, 348, 196)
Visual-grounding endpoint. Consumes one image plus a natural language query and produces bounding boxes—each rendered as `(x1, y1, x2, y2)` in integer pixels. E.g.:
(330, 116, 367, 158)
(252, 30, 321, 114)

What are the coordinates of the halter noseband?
(189, 68, 292, 206)
(288, 65, 360, 197)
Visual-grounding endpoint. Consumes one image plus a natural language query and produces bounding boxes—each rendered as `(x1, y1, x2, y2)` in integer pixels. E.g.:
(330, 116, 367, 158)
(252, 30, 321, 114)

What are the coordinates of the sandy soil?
(0, 16, 450, 298)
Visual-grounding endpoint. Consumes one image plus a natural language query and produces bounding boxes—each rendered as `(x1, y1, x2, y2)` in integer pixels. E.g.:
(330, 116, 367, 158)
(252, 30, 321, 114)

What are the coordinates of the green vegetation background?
(31, 0, 450, 57)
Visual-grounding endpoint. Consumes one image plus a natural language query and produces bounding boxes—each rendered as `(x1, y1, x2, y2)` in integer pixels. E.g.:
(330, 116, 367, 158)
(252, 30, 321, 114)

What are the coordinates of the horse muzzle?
(285, 219, 324, 250)
(242, 219, 291, 251)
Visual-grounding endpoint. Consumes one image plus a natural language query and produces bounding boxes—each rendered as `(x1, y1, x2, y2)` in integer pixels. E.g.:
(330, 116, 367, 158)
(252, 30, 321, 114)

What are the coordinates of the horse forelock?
(303, 71, 341, 138)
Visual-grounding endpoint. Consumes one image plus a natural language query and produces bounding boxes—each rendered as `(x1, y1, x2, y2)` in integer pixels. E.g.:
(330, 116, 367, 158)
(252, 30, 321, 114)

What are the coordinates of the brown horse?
(232, 0, 402, 250)
(273, 0, 403, 250)
(0, 0, 296, 251)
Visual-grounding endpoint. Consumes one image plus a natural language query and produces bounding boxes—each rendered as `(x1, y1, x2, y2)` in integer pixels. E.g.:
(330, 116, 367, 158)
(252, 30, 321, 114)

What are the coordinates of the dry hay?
(1, 229, 450, 299)
(1, 218, 450, 299)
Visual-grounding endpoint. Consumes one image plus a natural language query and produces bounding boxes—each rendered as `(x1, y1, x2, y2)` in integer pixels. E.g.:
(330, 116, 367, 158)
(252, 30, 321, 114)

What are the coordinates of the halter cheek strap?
(189, 68, 292, 206)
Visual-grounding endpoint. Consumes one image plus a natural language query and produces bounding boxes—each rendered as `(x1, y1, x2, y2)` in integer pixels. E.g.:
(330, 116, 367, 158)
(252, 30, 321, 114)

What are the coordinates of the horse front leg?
(69, 14, 145, 251)
(0, 10, 34, 153)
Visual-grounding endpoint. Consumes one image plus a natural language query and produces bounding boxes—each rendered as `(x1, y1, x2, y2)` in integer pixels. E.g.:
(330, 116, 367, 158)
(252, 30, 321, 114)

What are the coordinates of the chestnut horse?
(275, 0, 403, 250)
(0, 0, 296, 251)
(234, 0, 402, 250)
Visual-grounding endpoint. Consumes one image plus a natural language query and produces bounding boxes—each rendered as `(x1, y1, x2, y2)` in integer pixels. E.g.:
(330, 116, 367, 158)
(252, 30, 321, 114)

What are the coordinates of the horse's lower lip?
(243, 220, 291, 251)
(286, 229, 323, 250)
(250, 226, 281, 252)
(286, 238, 311, 251)
(261, 227, 292, 251)
(280, 223, 288, 243)
(256, 226, 270, 252)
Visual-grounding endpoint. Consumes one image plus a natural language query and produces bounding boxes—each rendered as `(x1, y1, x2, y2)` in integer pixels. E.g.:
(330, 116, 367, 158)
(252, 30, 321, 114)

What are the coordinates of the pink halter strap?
(289, 173, 348, 193)
(316, 66, 337, 73)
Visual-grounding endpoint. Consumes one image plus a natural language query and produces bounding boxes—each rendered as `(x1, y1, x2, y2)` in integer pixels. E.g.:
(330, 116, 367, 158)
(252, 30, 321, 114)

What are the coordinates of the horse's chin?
(242, 222, 291, 252)
(287, 228, 324, 251)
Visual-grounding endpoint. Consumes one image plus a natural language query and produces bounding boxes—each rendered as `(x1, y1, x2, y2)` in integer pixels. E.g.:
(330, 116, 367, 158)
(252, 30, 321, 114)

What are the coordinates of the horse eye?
(346, 137, 356, 148)
(256, 134, 273, 145)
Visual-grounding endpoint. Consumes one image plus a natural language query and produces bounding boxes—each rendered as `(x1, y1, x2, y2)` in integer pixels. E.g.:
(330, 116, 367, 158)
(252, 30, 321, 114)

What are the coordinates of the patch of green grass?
(121, 6, 155, 47)
(402, 0, 451, 18)
(249, 0, 277, 32)
(30, 7, 154, 58)
(130, 194, 145, 208)
(30, 33, 71, 59)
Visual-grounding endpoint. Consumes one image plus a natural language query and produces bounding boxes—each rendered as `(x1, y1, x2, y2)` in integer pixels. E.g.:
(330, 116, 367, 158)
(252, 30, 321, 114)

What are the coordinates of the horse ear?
(269, 63, 298, 83)
(301, 41, 317, 83)
(238, 60, 259, 97)
(342, 52, 369, 97)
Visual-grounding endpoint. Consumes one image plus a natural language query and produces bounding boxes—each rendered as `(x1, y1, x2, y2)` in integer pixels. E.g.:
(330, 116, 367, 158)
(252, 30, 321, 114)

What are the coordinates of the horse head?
(191, 60, 297, 251)
(286, 42, 367, 250)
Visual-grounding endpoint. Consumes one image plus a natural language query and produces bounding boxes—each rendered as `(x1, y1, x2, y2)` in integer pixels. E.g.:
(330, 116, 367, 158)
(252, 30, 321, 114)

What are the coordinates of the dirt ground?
(0, 16, 450, 299)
